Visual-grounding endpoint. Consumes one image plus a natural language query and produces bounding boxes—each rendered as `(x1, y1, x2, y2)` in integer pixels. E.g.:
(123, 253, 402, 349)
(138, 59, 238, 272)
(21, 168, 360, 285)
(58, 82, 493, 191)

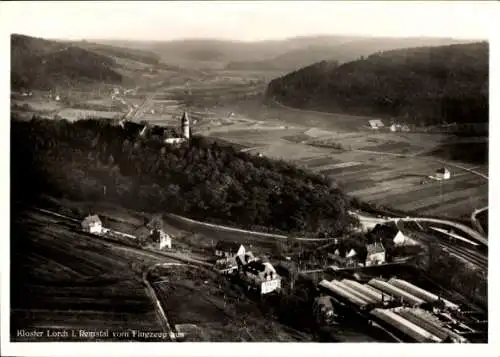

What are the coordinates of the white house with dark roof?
(365, 242, 386, 266)
(435, 167, 451, 180)
(215, 241, 245, 258)
(241, 260, 281, 295)
(370, 222, 412, 246)
(81, 215, 104, 235)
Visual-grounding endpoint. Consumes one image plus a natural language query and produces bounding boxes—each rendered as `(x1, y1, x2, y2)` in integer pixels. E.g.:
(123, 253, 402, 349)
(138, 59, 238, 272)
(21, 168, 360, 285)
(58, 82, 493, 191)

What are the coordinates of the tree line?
(11, 116, 358, 237)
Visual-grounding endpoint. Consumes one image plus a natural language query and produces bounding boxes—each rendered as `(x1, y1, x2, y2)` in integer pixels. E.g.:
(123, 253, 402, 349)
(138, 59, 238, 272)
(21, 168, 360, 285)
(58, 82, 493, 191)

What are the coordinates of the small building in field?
(365, 242, 386, 266)
(368, 119, 384, 130)
(151, 229, 172, 249)
(240, 260, 281, 295)
(81, 215, 103, 235)
(435, 167, 451, 180)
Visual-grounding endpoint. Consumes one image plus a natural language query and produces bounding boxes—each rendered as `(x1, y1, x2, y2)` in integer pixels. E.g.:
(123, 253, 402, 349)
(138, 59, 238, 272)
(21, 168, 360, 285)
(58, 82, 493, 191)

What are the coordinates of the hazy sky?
(1, 1, 496, 41)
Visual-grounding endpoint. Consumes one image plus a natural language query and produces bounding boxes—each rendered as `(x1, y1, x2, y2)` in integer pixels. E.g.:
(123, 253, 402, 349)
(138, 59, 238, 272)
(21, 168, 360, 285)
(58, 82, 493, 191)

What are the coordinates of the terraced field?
(10, 208, 166, 341)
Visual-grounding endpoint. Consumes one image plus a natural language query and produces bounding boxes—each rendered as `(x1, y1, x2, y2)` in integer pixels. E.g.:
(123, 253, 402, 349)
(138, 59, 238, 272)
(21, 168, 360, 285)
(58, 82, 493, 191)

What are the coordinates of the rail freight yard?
(318, 277, 486, 343)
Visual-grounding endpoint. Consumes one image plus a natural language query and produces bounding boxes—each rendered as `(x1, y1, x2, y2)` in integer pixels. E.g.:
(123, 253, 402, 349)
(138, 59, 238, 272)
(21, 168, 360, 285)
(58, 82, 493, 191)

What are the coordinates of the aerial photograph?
(2, 0, 493, 351)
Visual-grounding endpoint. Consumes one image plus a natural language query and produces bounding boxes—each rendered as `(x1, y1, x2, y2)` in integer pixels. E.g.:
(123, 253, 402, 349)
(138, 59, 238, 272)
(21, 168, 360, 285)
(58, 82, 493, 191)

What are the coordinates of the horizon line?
(11, 32, 487, 44)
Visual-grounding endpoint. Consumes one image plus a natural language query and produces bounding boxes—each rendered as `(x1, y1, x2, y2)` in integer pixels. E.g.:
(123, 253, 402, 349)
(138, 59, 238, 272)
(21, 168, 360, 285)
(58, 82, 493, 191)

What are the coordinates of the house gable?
(215, 241, 245, 256)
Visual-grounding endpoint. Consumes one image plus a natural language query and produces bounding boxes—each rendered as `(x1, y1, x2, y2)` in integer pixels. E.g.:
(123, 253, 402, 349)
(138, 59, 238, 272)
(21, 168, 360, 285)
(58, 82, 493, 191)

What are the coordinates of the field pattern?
(194, 95, 489, 221)
(11, 209, 165, 341)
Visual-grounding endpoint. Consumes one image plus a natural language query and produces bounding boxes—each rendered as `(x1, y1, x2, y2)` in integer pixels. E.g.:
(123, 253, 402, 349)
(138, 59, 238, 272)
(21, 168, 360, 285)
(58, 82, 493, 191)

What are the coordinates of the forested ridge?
(11, 34, 123, 90)
(267, 42, 488, 127)
(12, 117, 357, 236)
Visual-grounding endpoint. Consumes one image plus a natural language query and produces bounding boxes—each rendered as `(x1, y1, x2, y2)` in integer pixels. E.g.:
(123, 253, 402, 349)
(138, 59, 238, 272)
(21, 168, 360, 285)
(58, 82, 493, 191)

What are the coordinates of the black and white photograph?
(1, 1, 498, 356)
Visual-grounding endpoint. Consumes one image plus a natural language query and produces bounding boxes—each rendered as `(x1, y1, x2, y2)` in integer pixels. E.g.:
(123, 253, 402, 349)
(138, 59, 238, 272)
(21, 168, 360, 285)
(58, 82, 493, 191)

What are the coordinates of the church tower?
(181, 111, 190, 140)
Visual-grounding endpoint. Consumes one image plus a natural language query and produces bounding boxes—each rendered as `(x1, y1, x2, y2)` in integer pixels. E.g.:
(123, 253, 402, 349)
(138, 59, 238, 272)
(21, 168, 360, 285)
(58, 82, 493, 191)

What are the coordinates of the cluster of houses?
(329, 222, 419, 270)
(81, 214, 172, 249)
(214, 241, 282, 295)
(367, 119, 410, 132)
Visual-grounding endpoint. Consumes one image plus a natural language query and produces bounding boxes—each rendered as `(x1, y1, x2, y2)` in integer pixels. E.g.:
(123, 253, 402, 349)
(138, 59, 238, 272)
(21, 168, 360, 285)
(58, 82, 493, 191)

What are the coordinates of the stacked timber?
(395, 307, 467, 343)
(318, 280, 368, 308)
(370, 308, 442, 343)
(388, 278, 459, 310)
(342, 279, 393, 303)
(368, 279, 425, 306)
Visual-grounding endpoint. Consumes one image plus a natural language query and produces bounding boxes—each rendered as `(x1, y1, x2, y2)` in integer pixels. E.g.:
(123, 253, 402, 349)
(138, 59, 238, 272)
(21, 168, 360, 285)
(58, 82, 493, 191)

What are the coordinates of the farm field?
(57, 108, 124, 121)
(150, 264, 313, 342)
(11, 98, 64, 112)
(184, 90, 489, 222)
(10, 207, 168, 341)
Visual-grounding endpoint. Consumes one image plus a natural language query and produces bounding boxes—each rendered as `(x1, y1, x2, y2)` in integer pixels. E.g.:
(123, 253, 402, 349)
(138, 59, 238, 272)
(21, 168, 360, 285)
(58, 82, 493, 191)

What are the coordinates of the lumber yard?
(317, 277, 486, 343)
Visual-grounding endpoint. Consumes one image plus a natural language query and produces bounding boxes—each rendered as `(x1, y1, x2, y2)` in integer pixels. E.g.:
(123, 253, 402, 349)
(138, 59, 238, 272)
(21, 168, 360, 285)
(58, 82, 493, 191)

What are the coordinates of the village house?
(240, 260, 282, 295)
(134, 225, 172, 249)
(81, 215, 104, 235)
(328, 245, 361, 268)
(435, 167, 451, 180)
(369, 222, 414, 246)
(215, 241, 245, 260)
(151, 228, 172, 249)
(365, 242, 386, 266)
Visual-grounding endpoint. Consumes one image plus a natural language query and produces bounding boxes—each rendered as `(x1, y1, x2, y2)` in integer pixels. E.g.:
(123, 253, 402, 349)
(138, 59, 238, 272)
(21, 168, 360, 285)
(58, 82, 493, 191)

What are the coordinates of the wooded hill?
(12, 116, 358, 237)
(266, 42, 489, 127)
(11, 34, 166, 90)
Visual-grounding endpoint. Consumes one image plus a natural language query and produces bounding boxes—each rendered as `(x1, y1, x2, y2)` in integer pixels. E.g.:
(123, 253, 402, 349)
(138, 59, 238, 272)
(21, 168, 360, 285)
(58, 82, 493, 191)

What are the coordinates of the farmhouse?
(215, 241, 245, 263)
(152, 229, 172, 249)
(81, 215, 103, 235)
(368, 119, 384, 130)
(435, 167, 451, 180)
(365, 242, 386, 266)
(240, 260, 282, 295)
(369, 222, 413, 246)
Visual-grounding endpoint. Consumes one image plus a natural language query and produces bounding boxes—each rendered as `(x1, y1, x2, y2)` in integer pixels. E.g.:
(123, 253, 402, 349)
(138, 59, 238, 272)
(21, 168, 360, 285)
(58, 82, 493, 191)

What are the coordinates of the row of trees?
(12, 116, 358, 236)
(267, 42, 488, 128)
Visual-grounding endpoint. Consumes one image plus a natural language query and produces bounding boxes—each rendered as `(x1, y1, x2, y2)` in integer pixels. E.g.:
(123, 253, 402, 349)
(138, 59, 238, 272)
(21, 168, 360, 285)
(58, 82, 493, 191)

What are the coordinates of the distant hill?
(11, 34, 124, 90)
(93, 36, 475, 71)
(225, 36, 473, 71)
(70, 40, 161, 66)
(97, 36, 471, 71)
(10, 34, 177, 90)
(266, 42, 489, 126)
